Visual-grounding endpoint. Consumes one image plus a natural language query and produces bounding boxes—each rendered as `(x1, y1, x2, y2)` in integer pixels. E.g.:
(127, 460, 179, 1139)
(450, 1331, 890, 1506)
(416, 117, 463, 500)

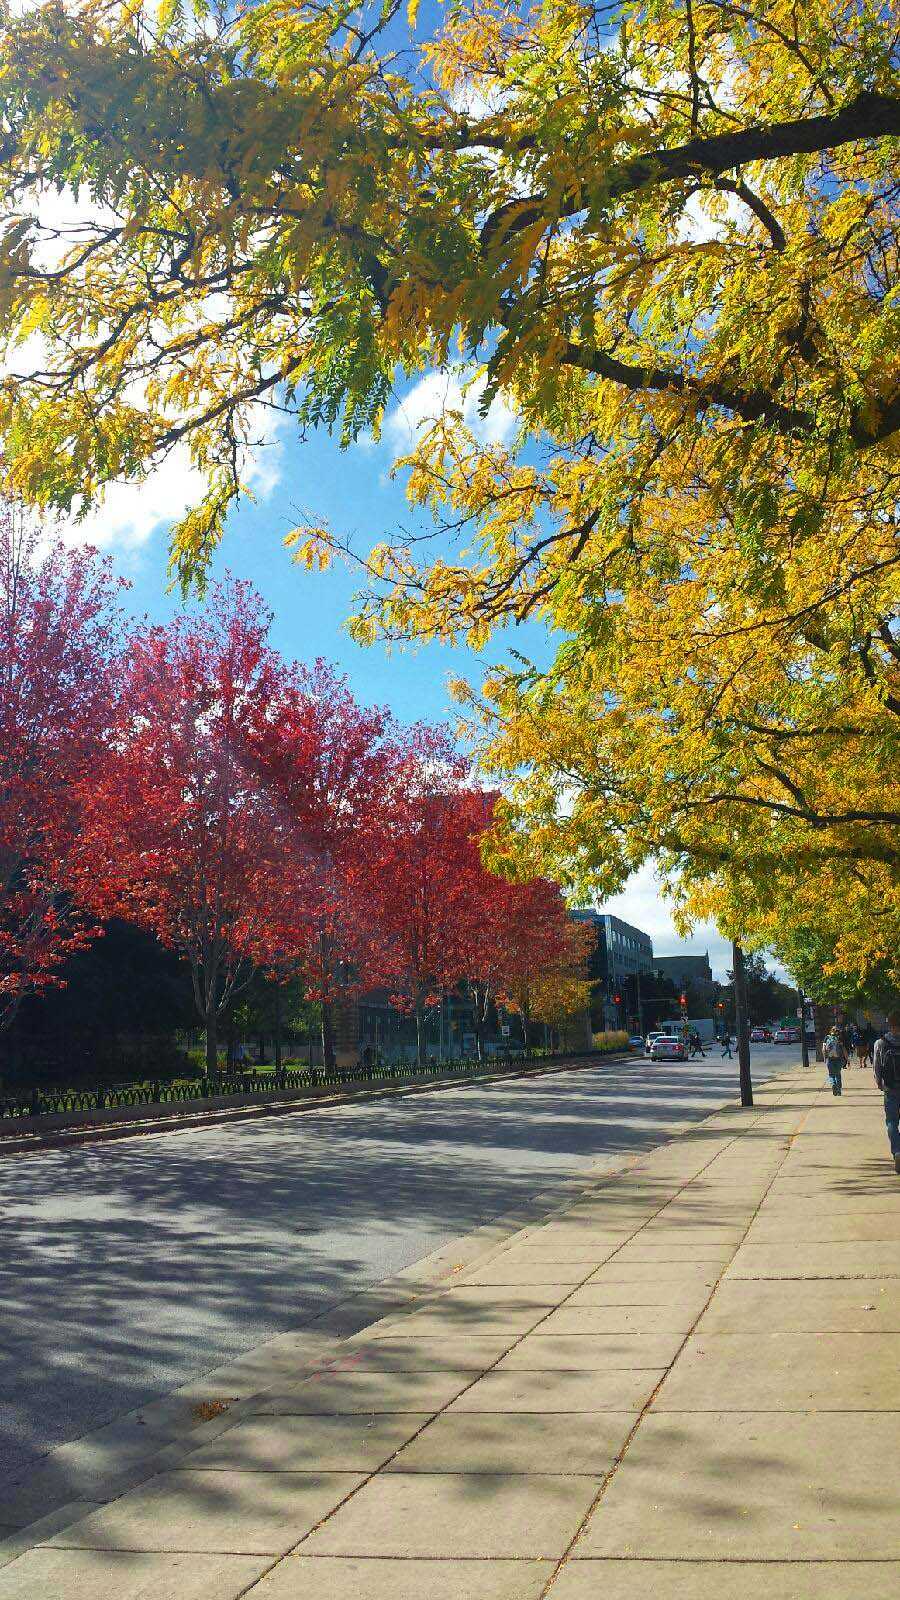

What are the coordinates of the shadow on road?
(0, 1053, 792, 1509)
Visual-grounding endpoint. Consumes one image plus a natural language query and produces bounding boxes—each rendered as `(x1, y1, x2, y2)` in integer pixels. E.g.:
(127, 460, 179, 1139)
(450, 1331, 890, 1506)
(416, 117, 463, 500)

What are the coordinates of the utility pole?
(732, 940, 753, 1106)
(798, 988, 810, 1071)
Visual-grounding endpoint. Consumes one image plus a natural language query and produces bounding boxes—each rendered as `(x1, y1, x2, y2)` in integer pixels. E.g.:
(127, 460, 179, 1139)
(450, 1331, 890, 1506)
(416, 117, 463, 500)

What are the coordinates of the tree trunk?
(274, 985, 283, 1073)
(732, 940, 753, 1107)
(471, 985, 488, 1063)
(414, 998, 425, 1068)
(321, 1001, 335, 1074)
(205, 1009, 218, 1077)
(813, 1002, 826, 1062)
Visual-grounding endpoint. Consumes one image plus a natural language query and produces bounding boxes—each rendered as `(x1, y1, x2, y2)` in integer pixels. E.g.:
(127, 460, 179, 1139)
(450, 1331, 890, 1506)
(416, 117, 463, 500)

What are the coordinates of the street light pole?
(798, 990, 810, 1071)
(732, 940, 754, 1107)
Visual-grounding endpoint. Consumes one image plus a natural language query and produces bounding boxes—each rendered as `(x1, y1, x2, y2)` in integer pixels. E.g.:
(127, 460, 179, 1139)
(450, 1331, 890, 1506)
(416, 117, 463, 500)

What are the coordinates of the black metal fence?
(0, 1048, 549, 1121)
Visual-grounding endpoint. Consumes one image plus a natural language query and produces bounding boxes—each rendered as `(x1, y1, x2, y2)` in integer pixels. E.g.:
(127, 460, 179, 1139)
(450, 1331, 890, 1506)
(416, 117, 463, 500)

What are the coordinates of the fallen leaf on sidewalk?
(191, 1398, 234, 1422)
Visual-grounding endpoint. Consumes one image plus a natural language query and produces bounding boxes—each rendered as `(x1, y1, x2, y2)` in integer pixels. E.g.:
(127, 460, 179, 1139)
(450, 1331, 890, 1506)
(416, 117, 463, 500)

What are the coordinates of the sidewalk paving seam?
(247, 1079, 808, 1569)
(529, 1078, 815, 1600)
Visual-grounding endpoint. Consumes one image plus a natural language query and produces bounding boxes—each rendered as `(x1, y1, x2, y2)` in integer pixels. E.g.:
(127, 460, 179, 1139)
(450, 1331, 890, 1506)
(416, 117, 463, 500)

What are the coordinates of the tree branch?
(558, 339, 812, 433)
(478, 91, 900, 250)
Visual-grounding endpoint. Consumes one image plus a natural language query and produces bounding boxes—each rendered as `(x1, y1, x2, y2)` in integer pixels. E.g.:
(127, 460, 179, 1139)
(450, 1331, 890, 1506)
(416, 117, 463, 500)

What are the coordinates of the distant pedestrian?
(690, 1028, 705, 1058)
(823, 1027, 847, 1096)
(721, 1032, 733, 1059)
(873, 1013, 900, 1174)
(858, 1024, 876, 1070)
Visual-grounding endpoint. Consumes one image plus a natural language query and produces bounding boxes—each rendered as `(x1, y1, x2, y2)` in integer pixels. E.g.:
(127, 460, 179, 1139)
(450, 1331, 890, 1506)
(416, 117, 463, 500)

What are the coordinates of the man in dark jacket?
(873, 1013, 900, 1174)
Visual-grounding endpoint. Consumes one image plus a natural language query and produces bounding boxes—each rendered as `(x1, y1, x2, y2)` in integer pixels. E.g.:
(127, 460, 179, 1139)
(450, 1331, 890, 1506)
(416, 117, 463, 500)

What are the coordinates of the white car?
(649, 1035, 688, 1062)
(773, 1027, 801, 1043)
(645, 1031, 666, 1052)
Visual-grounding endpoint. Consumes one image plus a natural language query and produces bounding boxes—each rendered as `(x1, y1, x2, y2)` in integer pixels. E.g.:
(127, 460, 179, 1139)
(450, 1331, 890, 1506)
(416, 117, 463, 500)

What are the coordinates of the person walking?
(859, 1023, 876, 1070)
(823, 1025, 847, 1096)
(721, 1031, 733, 1059)
(873, 1013, 900, 1174)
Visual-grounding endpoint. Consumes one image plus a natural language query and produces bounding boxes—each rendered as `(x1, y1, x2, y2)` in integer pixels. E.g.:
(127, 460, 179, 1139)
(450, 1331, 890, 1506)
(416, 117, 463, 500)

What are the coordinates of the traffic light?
(680, 992, 687, 1008)
(613, 993, 621, 1005)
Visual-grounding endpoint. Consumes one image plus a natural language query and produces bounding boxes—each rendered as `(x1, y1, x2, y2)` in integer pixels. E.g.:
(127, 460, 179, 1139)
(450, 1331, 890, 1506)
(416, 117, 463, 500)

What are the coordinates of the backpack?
(879, 1037, 900, 1092)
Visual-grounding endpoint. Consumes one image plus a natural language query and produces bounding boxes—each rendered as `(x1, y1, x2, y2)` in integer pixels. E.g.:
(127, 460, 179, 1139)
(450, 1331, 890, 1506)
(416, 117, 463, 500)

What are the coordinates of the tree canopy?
(0, 0, 897, 993)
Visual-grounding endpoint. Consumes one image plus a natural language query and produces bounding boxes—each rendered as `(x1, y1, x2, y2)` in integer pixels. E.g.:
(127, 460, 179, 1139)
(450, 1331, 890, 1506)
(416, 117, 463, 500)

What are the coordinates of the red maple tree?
(469, 874, 576, 1054)
(0, 505, 123, 1028)
(368, 728, 487, 1064)
(248, 660, 399, 1070)
(80, 579, 293, 1072)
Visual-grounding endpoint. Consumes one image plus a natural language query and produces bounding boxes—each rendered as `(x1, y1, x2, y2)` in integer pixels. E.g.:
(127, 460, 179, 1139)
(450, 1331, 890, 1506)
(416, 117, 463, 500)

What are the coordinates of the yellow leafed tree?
(0, 0, 897, 987)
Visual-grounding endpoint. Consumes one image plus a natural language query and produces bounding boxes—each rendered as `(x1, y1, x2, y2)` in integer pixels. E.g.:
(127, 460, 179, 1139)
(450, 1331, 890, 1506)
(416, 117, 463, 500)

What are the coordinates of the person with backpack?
(823, 1026, 847, 1096)
(873, 1013, 900, 1174)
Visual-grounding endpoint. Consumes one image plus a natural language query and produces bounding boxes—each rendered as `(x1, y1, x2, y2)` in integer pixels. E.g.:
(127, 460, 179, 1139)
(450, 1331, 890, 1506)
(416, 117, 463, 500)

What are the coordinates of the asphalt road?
(0, 1044, 802, 1487)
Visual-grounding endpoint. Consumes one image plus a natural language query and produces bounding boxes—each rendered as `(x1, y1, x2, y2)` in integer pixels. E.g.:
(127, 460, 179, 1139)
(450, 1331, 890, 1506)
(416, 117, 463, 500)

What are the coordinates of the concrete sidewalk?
(2, 1064, 898, 1598)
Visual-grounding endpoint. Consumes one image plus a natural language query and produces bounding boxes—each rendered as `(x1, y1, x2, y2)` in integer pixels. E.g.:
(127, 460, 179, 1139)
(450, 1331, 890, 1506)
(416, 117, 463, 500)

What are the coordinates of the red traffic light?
(680, 992, 687, 1007)
(613, 993, 621, 1005)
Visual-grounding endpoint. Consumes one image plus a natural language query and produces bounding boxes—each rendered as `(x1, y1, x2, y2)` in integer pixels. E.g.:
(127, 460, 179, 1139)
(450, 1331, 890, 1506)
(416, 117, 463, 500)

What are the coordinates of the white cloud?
(676, 185, 745, 245)
(447, 80, 506, 121)
(62, 412, 284, 556)
(592, 860, 790, 984)
(383, 370, 518, 452)
(593, 861, 732, 981)
(64, 447, 207, 555)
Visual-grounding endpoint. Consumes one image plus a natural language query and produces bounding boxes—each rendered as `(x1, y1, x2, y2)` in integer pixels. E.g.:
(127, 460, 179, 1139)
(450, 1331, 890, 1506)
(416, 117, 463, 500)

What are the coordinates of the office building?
(571, 909, 654, 1031)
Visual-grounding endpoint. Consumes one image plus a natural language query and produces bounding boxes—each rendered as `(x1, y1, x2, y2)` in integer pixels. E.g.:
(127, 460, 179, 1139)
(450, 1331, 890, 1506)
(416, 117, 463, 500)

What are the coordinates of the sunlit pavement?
(0, 1045, 799, 1485)
(3, 1057, 897, 1600)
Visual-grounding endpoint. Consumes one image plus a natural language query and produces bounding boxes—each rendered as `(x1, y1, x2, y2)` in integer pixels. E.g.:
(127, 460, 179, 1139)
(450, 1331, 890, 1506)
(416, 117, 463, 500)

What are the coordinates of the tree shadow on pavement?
(0, 1053, 790, 1515)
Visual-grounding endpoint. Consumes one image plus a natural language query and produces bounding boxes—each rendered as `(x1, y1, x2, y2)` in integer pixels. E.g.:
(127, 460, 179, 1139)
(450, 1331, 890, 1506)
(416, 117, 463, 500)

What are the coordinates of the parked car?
(649, 1035, 688, 1062)
(773, 1026, 801, 1043)
(628, 1035, 646, 1053)
(750, 1026, 772, 1042)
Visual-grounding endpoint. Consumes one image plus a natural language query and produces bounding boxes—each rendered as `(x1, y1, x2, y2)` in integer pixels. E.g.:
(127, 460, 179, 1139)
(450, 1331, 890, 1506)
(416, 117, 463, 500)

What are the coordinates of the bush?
(591, 1030, 630, 1054)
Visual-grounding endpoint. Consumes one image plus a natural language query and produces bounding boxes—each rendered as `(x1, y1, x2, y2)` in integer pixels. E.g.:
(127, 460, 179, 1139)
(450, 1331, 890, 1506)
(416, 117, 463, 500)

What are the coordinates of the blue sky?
(104, 377, 550, 727)
(79, 388, 738, 982)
